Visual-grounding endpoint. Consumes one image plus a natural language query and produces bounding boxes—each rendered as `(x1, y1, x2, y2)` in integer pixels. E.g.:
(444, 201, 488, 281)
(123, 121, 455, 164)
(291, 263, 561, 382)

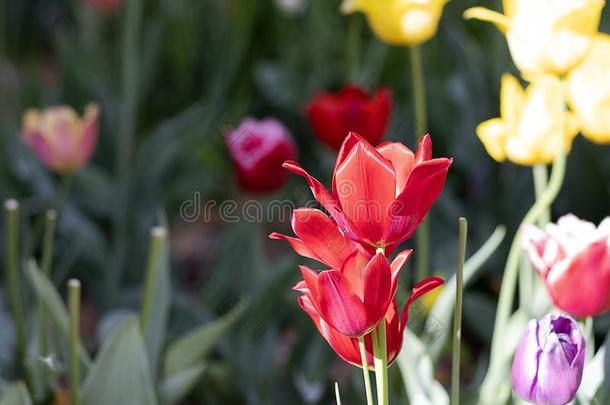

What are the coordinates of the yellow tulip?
(476, 74, 579, 166)
(567, 34, 610, 144)
(342, 0, 448, 46)
(464, 0, 604, 77)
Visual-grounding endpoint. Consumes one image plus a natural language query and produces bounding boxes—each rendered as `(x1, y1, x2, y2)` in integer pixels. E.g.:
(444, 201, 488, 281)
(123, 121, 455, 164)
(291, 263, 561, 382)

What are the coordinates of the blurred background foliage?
(1, 0, 610, 403)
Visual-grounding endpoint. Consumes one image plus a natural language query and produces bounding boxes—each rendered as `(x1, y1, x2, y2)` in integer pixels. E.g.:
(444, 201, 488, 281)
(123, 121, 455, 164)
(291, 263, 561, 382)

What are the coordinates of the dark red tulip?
(283, 132, 451, 254)
(296, 277, 444, 367)
(305, 85, 391, 150)
(225, 117, 297, 193)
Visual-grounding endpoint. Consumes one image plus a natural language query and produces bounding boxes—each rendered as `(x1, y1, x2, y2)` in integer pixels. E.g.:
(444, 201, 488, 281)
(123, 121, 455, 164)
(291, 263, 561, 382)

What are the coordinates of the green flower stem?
(371, 328, 386, 405)
(39, 209, 57, 391)
(68, 279, 81, 405)
(358, 336, 374, 405)
(346, 14, 362, 83)
(452, 218, 467, 405)
(41, 210, 57, 276)
(489, 150, 566, 365)
(4, 199, 25, 374)
(140, 227, 166, 332)
(335, 382, 342, 405)
(532, 164, 550, 226)
(410, 44, 429, 283)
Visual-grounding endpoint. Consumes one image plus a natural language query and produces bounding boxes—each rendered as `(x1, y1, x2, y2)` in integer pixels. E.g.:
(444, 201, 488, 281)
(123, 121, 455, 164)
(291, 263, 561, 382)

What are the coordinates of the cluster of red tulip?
(271, 132, 451, 369)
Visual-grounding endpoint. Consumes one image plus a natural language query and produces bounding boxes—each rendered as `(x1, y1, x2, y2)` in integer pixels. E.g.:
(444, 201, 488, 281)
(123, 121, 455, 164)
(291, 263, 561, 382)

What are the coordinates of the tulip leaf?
(140, 224, 171, 376)
(425, 225, 506, 361)
(397, 328, 449, 405)
(579, 329, 610, 403)
(82, 316, 158, 405)
(0, 382, 32, 405)
(24, 260, 91, 371)
(164, 298, 248, 377)
(159, 362, 206, 405)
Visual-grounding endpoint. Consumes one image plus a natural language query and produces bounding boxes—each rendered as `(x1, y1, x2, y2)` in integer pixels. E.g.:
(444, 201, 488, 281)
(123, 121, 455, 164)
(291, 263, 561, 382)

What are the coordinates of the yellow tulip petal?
(554, 0, 604, 36)
(502, 0, 516, 18)
(500, 74, 525, 128)
(463, 7, 511, 32)
(567, 33, 610, 144)
(476, 118, 507, 162)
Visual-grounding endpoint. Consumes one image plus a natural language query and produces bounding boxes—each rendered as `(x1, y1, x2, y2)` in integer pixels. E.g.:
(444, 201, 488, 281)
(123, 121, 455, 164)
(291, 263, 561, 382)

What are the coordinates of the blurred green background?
(1, 0, 610, 403)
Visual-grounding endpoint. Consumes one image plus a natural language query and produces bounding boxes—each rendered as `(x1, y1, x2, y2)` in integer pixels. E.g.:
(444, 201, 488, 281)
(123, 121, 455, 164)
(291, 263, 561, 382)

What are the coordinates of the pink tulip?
(22, 103, 100, 174)
(522, 214, 610, 317)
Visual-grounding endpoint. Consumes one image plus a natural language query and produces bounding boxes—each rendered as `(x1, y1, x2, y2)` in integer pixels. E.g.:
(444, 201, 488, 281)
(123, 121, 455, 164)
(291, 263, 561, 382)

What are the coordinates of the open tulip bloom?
(465, 0, 605, 78)
(522, 214, 610, 317)
(281, 132, 452, 255)
(512, 314, 586, 405)
(22, 103, 99, 174)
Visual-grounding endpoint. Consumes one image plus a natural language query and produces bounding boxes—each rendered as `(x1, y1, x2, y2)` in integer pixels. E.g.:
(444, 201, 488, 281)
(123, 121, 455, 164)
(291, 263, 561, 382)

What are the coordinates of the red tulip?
(305, 85, 391, 150)
(296, 277, 444, 367)
(522, 214, 610, 317)
(283, 132, 451, 254)
(294, 249, 413, 337)
(225, 117, 297, 193)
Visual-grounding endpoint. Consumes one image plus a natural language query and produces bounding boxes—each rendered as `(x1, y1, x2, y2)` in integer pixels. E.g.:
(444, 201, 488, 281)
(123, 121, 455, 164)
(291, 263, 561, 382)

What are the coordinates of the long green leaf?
(425, 225, 506, 362)
(82, 317, 157, 405)
(159, 363, 206, 405)
(164, 298, 248, 377)
(0, 382, 32, 405)
(24, 261, 91, 370)
(140, 226, 171, 376)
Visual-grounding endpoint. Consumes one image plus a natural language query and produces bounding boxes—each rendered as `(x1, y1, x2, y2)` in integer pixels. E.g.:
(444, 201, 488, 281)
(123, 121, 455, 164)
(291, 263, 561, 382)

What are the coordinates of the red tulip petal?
(362, 253, 392, 328)
(339, 250, 370, 300)
(332, 132, 367, 195)
(389, 249, 413, 298)
(415, 133, 432, 163)
(334, 141, 396, 245)
(546, 239, 610, 317)
(390, 158, 452, 243)
(298, 295, 364, 367)
(283, 160, 360, 241)
(521, 224, 561, 278)
(269, 232, 319, 262)
(383, 301, 404, 366)
(376, 142, 415, 195)
(291, 208, 357, 268)
(317, 270, 368, 337)
(400, 276, 445, 333)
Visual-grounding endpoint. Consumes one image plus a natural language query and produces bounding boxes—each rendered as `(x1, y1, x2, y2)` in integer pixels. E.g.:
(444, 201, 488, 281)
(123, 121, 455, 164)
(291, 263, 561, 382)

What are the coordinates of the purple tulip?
(512, 314, 586, 405)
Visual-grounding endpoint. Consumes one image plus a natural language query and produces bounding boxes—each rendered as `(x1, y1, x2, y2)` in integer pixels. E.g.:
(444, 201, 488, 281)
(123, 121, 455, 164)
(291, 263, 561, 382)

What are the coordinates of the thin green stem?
(4, 199, 25, 375)
(140, 227, 166, 332)
(108, 0, 142, 301)
(371, 328, 384, 405)
(452, 218, 467, 405)
(39, 209, 57, 394)
(68, 279, 81, 405)
(346, 15, 362, 83)
(41, 210, 57, 276)
(378, 320, 388, 405)
(410, 45, 429, 283)
(489, 150, 566, 364)
(335, 382, 342, 405)
(358, 337, 374, 405)
(532, 165, 549, 226)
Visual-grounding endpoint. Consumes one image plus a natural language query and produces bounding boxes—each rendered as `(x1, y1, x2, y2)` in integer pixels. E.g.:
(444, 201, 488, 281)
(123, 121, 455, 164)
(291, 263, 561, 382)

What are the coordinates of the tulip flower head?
(465, 0, 605, 78)
(522, 214, 610, 317)
(225, 117, 297, 193)
(342, 0, 448, 46)
(282, 132, 451, 254)
(512, 314, 585, 405)
(476, 74, 579, 166)
(22, 103, 100, 175)
(297, 277, 444, 367)
(567, 33, 610, 144)
(305, 85, 391, 151)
